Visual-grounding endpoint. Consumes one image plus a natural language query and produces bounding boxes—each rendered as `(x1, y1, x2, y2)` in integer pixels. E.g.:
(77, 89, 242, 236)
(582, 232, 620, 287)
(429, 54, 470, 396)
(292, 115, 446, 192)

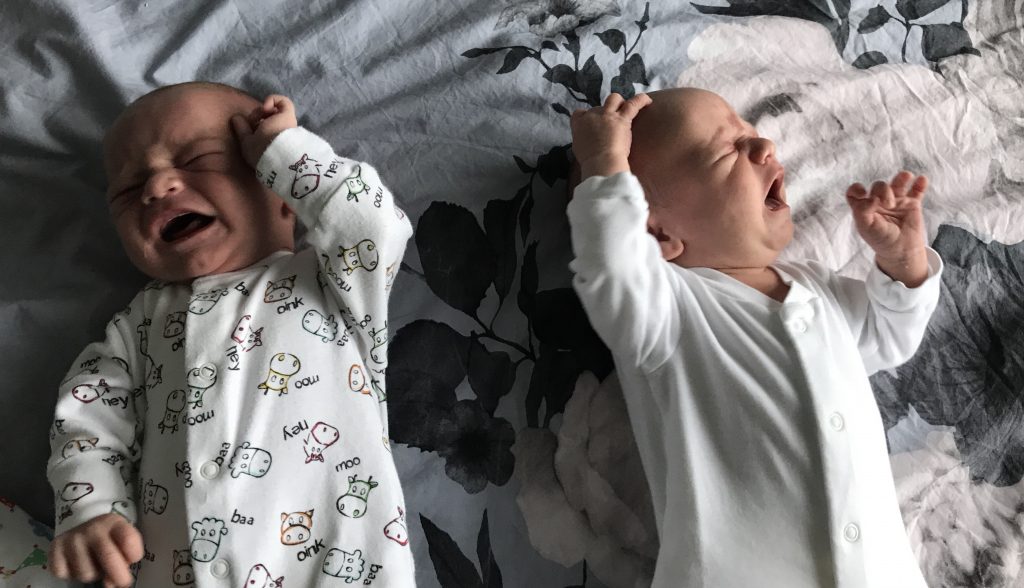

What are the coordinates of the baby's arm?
(567, 94, 683, 371)
(836, 172, 943, 372)
(233, 96, 412, 381)
(47, 305, 146, 587)
(846, 172, 930, 287)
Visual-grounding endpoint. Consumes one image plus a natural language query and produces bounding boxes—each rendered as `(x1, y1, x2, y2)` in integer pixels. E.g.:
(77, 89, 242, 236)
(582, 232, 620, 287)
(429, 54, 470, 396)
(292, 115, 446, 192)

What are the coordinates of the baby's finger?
(603, 93, 624, 111)
(908, 175, 928, 200)
(846, 183, 869, 200)
(617, 93, 652, 120)
(67, 536, 100, 582)
(246, 105, 265, 127)
(93, 540, 132, 588)
(889, 171, 914, 197)
(263, 94, 295, 118)
(49, 540, 70, 579)
(846, 184, 876, 225)
(111, 522, 145, 563)
(870, 180, 895, 209)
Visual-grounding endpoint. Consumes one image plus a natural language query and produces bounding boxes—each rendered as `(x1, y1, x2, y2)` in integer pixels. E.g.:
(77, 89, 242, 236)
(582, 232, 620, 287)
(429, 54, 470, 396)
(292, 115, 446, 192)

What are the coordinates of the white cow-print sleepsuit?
(47, 127, 415, 587)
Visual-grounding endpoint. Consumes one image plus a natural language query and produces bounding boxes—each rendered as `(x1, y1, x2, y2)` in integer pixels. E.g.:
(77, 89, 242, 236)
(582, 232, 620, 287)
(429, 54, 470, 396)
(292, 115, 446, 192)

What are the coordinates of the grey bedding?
(1, 1, 1022, 586)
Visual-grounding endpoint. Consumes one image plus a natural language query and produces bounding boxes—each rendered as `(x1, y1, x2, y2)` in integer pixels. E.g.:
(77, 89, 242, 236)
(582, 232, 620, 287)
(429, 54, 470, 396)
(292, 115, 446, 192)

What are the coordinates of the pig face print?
(280, 509, 314, 545)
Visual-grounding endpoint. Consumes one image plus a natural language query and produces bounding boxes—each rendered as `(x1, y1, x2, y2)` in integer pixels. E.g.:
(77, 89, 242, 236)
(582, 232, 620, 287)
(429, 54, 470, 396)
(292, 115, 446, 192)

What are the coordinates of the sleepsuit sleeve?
(567, 172, 684, 373)
(829, 248, 944, 374)
(47, 296, 147, 535)
(255, 127, 412, 394)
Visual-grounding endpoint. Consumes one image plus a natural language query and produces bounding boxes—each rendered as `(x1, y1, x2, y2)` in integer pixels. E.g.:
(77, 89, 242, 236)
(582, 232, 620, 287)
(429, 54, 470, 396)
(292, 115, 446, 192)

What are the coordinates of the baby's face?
(104, 85, 294, 282)
(630, 88, 792, 269)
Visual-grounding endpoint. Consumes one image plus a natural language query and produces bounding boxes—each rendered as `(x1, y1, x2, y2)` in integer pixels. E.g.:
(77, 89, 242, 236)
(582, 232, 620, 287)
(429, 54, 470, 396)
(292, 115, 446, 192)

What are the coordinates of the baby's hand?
(49, 513, 144, 588)
(846, 171, 930, 287)
(571, 93, 652, 179)
(230, 94, 300, 168)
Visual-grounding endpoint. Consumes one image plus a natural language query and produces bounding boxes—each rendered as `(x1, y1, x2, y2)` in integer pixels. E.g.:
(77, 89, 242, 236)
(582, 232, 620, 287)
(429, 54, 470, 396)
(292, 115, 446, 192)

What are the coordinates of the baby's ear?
(646, 219, 685, 261)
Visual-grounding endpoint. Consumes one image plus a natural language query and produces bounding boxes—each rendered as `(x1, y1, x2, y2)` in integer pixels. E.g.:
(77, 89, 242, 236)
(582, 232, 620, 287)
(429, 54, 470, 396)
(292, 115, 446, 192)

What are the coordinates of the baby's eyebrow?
(706, 125, 728, 150)
(107, 136, 231, 188)
(705, 114, 754, 152)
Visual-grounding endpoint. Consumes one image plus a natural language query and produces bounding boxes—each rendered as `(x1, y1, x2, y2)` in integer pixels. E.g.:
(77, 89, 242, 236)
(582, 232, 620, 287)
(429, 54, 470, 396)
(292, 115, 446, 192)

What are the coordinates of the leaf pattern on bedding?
(392, 4, 651, 502)
(420, 511, 503, 588)
(691, 0, 980, 69)
(872, 224, 1024, 486)
(390, 5, 656, 584)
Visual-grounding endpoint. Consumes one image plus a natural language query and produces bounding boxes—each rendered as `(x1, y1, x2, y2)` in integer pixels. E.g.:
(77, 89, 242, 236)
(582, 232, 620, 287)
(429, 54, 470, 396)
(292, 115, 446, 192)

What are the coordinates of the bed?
(1, 1, 1022, 586)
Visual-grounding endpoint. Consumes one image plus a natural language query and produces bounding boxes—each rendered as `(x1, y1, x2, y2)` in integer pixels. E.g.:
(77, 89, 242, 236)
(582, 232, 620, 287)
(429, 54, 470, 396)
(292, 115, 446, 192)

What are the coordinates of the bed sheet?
(1, 1, 1021, 586)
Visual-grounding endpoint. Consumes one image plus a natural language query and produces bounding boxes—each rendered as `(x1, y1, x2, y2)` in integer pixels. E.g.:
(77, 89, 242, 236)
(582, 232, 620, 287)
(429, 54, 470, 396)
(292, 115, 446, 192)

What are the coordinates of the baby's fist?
(231, 94, 299, 168)
(49, 513, 144, 588)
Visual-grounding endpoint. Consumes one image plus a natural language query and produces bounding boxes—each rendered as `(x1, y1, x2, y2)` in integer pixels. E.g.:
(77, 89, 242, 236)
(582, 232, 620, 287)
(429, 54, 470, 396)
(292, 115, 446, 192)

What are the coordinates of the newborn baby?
(46, 82, 415, 587)
(566, 88, 942, 587)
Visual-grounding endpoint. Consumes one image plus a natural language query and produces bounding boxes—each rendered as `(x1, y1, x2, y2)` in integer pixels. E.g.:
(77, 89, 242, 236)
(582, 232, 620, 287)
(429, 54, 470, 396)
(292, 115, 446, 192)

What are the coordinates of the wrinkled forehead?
(634, 89, 746, 157)
(103, 86, 255, 179)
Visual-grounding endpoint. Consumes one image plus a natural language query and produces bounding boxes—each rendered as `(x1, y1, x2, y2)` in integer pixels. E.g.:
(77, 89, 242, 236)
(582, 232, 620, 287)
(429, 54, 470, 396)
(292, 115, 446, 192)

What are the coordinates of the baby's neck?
(717, 266, 790, 303)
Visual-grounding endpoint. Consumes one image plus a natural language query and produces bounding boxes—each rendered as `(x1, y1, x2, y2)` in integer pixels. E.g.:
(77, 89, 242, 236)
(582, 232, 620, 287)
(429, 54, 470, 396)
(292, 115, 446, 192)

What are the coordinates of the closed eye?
(182, 152, 225, 169)
(714, 148, 738, 164)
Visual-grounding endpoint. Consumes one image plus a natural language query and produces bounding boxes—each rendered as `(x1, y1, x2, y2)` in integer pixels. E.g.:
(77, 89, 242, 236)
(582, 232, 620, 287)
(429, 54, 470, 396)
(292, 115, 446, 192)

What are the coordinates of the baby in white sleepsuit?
(567, 89, 942, 587)
(46, 82, 415, 588)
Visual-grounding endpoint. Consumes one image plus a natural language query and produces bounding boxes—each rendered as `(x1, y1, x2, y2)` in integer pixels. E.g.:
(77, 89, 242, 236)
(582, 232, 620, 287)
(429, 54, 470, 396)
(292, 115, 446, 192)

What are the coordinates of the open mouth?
(764, 174, 787, 211)
(160, 212, 215, 243)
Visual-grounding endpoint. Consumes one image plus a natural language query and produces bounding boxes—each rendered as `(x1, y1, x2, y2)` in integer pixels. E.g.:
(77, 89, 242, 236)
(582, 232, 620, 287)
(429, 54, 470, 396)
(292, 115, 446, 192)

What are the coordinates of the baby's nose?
(142, 169, 185, 204)
(746, 137, 776, 164)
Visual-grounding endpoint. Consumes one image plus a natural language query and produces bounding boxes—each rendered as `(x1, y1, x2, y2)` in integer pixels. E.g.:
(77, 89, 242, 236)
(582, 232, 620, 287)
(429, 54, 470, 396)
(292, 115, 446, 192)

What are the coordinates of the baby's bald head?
(571, 87, 791, 270)
(104, 82, 260, 175)
(627, 87, 740, 206)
